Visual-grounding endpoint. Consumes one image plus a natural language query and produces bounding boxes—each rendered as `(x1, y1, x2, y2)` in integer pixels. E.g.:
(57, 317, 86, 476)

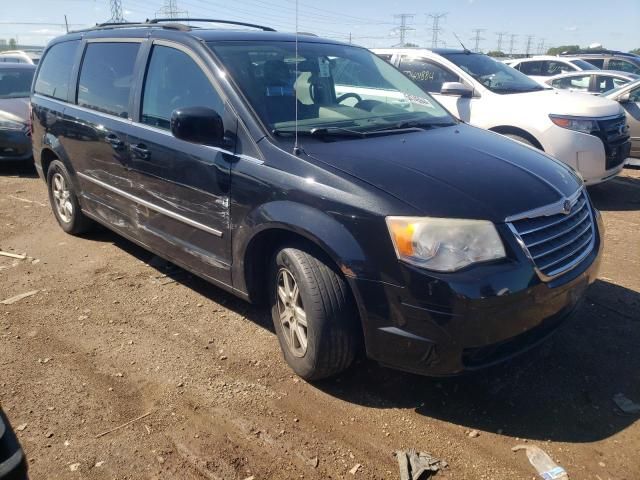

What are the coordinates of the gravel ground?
(0, 164, 639, 480)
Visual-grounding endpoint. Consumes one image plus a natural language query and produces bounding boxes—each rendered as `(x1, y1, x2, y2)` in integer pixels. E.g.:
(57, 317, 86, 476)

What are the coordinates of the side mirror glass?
(440, 81, 474, 98)
(617, 92, 631, 104)
(170, 107, 225, 147)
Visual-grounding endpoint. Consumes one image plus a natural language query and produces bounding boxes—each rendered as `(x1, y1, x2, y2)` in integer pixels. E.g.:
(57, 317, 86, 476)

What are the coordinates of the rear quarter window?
(34, 40, 80, 101)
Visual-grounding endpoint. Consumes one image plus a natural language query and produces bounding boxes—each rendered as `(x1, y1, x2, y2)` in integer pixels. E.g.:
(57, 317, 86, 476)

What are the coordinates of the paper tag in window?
(318, 58, 331, 77)
(406, 94, 434, 109)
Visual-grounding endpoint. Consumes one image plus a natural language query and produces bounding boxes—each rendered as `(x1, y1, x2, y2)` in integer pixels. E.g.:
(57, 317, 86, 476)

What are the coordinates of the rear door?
(64, 40, 143, 224)
(124, 41, 235, 284)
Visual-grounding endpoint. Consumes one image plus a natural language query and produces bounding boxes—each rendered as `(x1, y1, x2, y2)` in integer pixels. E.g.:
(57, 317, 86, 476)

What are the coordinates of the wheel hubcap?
(52, 172, 73, 223)
(276, 268, 308, 357)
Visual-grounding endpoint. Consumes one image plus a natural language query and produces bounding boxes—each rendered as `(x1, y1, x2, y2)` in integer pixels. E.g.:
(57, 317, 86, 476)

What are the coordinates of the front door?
(621, 84, 640, 158)
(125, 42, 235, 285)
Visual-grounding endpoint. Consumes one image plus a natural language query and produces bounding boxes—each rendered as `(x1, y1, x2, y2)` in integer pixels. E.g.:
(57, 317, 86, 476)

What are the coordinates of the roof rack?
(76, 18, 276, 34)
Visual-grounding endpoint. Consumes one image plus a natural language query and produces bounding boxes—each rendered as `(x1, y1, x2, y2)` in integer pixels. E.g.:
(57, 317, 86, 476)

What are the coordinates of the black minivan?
(31, 20, 602, 380)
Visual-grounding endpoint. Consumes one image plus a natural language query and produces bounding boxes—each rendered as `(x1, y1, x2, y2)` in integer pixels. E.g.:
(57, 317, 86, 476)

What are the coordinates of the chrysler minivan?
(31, 20, 602, 380)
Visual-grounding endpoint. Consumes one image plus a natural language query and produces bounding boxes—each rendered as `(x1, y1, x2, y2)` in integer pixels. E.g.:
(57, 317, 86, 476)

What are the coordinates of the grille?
(594, 115, 630, 170)
(509, 191, 595, 279)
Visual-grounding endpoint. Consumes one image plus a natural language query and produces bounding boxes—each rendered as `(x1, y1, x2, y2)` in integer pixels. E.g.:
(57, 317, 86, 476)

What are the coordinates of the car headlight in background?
(549, 115, 598, 134)
(386, 217, 506, 272)
(0, 118, 26, 131)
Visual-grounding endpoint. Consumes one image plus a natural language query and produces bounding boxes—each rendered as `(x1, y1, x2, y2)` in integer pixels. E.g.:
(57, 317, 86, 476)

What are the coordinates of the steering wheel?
(336, 92, 363, 105)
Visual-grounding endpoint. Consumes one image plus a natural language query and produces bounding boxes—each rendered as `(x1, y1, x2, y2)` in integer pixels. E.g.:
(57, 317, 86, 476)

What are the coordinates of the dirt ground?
(1, 163, 639, 480)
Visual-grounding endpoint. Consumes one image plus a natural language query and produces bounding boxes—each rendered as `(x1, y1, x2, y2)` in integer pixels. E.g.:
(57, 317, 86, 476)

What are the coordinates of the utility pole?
(508, 34, 517, 56)
(471, 28, 486, 53)
(156, 0, 188, 19)
(108, 0, 125, 23)
(524, 35, 535, 56)
(496, 31, 507, 52)
(393, 14, 415, 46)
(537, 38, 546, 54)
(427, 13, 447, 49)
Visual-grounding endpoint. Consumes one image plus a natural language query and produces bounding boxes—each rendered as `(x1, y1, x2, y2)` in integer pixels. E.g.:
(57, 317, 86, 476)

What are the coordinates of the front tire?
(46, 160, 93, 235)
(269, 246, 358, 380)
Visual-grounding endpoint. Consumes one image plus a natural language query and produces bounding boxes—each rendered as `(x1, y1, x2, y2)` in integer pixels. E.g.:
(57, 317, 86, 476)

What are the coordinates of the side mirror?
(170, 107, 225, 147)
(440, 81, 474, 98)
(617, 92, 631, 104)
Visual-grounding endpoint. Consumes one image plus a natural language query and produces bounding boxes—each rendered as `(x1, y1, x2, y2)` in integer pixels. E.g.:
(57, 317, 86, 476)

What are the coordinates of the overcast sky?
(2, 0, 638, 53)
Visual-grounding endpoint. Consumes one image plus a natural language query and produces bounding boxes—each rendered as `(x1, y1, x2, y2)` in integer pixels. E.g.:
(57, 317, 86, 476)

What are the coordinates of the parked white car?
(545, 70, 639, 95)
(0, 50, 41, 65)
(373, 48, 631, 185)
(507, 55, 600, 84)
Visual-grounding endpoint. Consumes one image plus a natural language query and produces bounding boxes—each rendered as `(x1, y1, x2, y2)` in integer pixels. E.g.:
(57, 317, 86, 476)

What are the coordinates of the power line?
(471, 28, 485, 52)
(496, 31, 507, 52)
(427, 13, 447, 49)
(524, 34, 535, 56)
(537, 38, 546, 54)
(108, 0, 125, 23)
(156, 0, 188, 19)
(393, 14, 415, 46)
(508, 34, 517, 56)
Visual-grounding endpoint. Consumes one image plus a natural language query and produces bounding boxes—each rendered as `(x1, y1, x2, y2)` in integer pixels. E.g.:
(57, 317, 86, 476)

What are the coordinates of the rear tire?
(269, 246, 358, 380)
(46, 160, 93, 235)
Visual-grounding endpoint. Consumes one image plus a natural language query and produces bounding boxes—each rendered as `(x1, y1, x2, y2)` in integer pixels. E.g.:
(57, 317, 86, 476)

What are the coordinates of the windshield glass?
(571, 59, 599, 71)
(209, 41, 455, 133)
(441, 52, 545, 94)
(0, 68, 34, 98)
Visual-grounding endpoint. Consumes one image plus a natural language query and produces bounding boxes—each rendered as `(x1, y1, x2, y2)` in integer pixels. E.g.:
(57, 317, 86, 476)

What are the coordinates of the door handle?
(130, 143, 150, 160)
(105, 134, 124, 149)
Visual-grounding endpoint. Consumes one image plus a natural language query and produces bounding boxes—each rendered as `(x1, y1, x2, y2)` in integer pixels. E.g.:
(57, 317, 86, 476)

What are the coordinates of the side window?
(399, 58, 459, 93)
(629, 86, 640, 103)
(550, 74, 591, 91)
(518, 61, 544, 75)
(77, 42, 140, 118)
(545, 61, 575, 76)
(34, 40, 80, 101)
(376, 54, 393, 62)
(583, 58, 604, 68)
(595, 75, 628, 93)
(141, 45, 224, 130)
(332, 57, 392, 89)
(609, 59, 640, 74)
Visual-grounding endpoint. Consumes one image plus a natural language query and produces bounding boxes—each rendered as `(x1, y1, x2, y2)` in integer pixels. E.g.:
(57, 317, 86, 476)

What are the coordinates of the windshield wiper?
(273, 126, 366, 138)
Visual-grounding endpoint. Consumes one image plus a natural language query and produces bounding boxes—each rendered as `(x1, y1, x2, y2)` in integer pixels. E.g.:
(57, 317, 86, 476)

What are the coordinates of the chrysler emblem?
(562, 199, 572, 214)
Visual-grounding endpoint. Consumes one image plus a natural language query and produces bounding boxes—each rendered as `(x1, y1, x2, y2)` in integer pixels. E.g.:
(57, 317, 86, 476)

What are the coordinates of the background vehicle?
(373, 48, 631, 185)
(508, 55, 600, 84)
(545, 70, 639, 95)
(561, 50, 640, 75)
(602, 78, 640, 160)
(0, 50, 41, 65)
(0, 408, 28, 480)
(0, 63, 35, 163)
(31, 20, 602, 380)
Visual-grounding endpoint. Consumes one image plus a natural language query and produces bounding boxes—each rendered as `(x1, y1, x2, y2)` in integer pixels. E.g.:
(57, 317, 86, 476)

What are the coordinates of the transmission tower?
(156, 0, 188, 19)
(471, 29, 486, 52)
(427, 13, 447, 49)
(524, 35, 535, 56)
(393, 14, 415, 46)
(508, 34, 518, 56)
(537, 38, 546, 54)
(496, 31, 507, 53)
(108, 0, 125, 23)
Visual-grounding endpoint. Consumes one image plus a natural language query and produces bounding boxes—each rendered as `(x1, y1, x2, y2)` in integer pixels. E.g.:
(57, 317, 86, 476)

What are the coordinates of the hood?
(508, 88, 622, 117)
(302, 124, 581, 223)
(0, 97, 29, 124)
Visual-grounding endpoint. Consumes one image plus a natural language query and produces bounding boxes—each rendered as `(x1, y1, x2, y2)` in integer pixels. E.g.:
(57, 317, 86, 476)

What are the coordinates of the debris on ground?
(0, 250, 26, 260)
(396, 449, 448, 480)
(613, 393, 640, 415)
(349, 463, 361, 475)
(95, 411, 153, 438)
(1, 290, 39, 305)
(467, 429, 480, 438)
(512, 444, 568, 479)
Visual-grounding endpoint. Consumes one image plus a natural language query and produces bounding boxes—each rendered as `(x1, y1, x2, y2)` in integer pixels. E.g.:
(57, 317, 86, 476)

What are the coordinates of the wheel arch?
(488, 125, 545, 150)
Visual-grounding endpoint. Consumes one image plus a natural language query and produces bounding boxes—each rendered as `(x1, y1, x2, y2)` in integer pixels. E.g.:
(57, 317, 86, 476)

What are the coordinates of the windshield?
(571, 59, 599, 71)
(0, 68, 34, 98)
(441, 52, 546, 94)
(209, 41, 455, 134)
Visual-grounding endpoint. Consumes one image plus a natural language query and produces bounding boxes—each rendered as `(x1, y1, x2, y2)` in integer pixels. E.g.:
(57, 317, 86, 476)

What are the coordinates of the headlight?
(386, 217, 506, 272)
(549, 115, 598, 134)
(0, 118, 25, 131)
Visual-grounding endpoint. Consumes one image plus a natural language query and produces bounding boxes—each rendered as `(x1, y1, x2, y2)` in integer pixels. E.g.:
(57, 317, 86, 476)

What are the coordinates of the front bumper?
(0, 410, 28, 480)
(351, 214, 603, 376)
(0, 130, 32, 162)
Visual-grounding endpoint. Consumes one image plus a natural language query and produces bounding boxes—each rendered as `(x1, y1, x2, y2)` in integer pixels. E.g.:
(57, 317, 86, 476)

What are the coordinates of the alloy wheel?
(52, 172, 73, 223)
(276, 268, 308, 357)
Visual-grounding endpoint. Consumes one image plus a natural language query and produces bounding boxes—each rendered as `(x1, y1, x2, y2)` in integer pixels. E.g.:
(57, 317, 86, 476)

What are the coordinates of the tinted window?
(583, 58, 604, 68)
(550, 74, 591, 91)
(571, 59, 599, 71)
(34, 40, 79, 101)
(609, 59, 640, 74)
(517, 61, 544, 75)
(399, 58, 459, 92)
(629, 86, 640, 102)
(0, 67, 34, 98)
(77, 42, 140, 118)
(595, 75, 630, 93)
(545, 61, 575, 75)
(141, 45, 224, 129)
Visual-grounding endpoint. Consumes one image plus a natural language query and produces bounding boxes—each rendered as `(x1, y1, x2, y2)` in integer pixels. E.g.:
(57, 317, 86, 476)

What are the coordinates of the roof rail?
(148, 18, 276, 32)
